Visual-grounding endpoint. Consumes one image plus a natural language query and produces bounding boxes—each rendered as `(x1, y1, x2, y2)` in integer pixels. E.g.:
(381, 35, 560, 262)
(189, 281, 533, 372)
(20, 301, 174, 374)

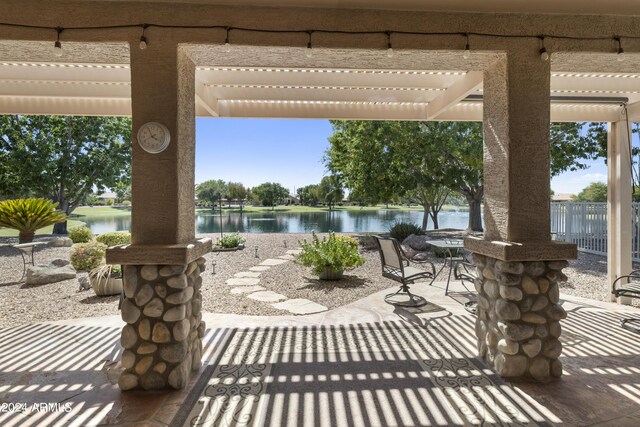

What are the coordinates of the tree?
(326, 121, 473, 230)
(251, 182, 289, 209)
(550, 122, 607, 177)
(196, 179, 228, 210)
(317, 176, 344, 210)
(115, 181, 131, 204)
(226, 182, 247, 210)
(574, 182, 607, 202)
(297, 184, 320, 206)
(0, 115, 131, 234)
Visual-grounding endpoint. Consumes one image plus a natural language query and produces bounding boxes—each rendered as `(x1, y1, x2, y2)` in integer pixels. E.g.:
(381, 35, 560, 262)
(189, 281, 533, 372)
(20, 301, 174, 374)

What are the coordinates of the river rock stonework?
(118, 257, 206, 391)
(471, 253, 567, 381)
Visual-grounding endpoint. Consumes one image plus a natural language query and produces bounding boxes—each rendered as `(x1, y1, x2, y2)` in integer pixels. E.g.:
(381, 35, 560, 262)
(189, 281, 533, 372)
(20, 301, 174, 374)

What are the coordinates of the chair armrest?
(612, 270, 640, 293)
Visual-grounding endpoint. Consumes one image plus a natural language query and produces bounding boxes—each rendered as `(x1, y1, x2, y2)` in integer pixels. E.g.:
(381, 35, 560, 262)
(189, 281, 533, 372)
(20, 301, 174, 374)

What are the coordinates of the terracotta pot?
(91, 276, 123, 296)
(318, 267, 344, 281)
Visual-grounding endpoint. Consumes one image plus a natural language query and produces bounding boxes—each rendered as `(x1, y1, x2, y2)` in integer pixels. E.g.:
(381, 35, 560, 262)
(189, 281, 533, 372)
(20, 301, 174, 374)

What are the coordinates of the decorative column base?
(117, 257, 206, 390)
(471, 253, 568, 381)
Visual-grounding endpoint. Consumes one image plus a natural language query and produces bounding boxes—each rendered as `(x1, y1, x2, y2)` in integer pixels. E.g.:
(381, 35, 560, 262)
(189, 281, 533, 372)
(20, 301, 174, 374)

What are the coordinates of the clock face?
(137, 122, 171, 154)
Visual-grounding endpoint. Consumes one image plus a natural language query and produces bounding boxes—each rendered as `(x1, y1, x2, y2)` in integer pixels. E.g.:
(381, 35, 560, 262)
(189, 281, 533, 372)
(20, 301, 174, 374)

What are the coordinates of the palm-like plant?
(0, 198, 67, 243)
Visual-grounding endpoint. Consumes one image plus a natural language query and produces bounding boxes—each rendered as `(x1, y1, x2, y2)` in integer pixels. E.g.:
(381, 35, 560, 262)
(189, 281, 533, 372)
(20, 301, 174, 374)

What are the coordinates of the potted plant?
(296, 232, 365, 280)
(88, 264, 123, 296)
(213, 232, 246, 251)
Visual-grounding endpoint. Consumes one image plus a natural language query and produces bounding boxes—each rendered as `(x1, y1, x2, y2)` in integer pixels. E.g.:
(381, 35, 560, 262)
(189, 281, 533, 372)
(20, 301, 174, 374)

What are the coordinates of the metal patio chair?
(612, 270, 640, 333)
(374, 236, 436, 307)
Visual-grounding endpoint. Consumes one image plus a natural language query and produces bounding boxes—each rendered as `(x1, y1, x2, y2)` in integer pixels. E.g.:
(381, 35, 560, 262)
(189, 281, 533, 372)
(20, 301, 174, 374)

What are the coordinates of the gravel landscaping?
(0, 232, 635, 328)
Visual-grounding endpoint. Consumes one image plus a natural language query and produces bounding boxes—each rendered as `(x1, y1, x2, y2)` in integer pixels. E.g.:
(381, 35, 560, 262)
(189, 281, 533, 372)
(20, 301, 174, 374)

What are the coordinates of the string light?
(616, 36, 625, 62)
(0, 21, 632, 59)
(305, 31, 313, 58)
(463, 33, 471, 59)
(53, 27, 63, 57)
(386, 31, 393, 58)
(539, 36, 549, 61)
(224, 27, 231, 52)
(139, 24, 148, 50)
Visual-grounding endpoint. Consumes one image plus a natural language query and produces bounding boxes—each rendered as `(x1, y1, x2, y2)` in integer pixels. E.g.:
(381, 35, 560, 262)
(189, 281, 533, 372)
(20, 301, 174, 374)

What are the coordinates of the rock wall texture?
(472, 253, 567, 381)
(118, 257, 206, 390)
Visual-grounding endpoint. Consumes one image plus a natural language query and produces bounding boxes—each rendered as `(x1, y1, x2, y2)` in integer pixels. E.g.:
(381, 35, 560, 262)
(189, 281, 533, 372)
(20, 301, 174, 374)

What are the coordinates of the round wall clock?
(137, 121, 171, 154)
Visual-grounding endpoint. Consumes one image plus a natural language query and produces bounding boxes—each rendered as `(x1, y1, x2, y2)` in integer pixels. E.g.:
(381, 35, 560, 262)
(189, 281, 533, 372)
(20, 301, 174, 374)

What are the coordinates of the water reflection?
(85, 209, 472, 234)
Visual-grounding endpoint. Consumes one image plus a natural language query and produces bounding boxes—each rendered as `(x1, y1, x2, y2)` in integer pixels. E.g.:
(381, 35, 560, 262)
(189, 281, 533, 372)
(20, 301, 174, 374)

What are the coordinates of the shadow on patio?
(1, 299, 640, 426)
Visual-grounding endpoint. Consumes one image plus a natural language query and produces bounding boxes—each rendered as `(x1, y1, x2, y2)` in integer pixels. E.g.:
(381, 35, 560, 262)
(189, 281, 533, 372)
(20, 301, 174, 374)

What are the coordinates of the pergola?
(1, 0, 640, 390)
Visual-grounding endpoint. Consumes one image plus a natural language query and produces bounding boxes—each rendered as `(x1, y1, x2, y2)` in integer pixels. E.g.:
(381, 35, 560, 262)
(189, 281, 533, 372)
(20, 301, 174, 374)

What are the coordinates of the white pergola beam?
(197, 68, 463, 89)
(625, 100, 640, 121)
(195, 81, 219, 117)
(0, 96, 131, 116)
(427, 71, 483, 119)
(607, 118, 633, 304)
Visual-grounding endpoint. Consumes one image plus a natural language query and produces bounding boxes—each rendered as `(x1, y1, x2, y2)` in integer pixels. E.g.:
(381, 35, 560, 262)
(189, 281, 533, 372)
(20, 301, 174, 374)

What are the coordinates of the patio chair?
(374, 236, 436, 307)
(612, 270, 640, 333)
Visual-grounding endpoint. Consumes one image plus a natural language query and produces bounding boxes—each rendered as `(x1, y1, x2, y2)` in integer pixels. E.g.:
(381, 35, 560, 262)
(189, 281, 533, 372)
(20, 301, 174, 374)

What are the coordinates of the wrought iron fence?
(550, 202, 640, 260)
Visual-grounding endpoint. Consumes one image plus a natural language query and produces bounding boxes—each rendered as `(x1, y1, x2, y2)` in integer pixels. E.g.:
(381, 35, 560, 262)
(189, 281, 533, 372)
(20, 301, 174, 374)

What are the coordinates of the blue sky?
(195, 118, 617, 196)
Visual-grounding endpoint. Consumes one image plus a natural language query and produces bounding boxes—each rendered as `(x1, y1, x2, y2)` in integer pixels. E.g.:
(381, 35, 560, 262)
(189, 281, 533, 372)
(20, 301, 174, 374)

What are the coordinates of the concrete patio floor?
(1, 279, 640, 426)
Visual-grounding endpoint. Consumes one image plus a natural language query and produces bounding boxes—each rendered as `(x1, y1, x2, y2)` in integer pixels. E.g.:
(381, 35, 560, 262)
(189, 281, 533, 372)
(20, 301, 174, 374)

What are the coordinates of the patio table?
(425, 239, 464, 295)
(13, 241, 48, 281)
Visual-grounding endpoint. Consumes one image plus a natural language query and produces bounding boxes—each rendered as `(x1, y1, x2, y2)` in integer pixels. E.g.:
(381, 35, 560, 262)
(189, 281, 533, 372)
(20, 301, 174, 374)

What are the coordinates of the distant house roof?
(552, 193, 575, 202)
(97, 192, 117, 199)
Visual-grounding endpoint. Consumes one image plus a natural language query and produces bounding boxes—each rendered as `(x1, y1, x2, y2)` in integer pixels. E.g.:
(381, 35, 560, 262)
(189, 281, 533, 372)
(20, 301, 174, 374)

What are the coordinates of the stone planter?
(318, 267, 344, 280)
(92, 276, 123, 296)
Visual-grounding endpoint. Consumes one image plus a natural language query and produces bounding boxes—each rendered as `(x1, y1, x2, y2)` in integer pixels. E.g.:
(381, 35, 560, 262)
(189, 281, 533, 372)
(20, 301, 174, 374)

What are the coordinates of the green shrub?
(96, 231, 131, 247)
(68, 225, 94, 243)
(70, 241, 107, 270)
(389, 221, 422, 242)
(296, 232, 365, 275)
(122, 200, 131, 206)
(106, 199, 114, 206)
(215, 233, 246, 248)
(0, 198, 67, 243)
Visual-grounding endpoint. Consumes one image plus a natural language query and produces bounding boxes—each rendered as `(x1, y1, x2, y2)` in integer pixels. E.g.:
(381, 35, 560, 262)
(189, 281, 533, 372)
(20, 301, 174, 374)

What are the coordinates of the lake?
(81, 209, 471, 234)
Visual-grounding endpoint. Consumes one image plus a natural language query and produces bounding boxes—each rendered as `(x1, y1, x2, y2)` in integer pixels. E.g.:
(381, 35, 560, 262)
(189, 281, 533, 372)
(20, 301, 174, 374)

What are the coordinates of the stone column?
(466, 49, 577, 381)
(607, 119, 633, 304)
(106, 43, 212, 390)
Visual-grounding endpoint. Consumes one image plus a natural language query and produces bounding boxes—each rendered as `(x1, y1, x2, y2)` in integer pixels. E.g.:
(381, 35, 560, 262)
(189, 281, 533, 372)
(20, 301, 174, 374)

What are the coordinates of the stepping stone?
(286, 249, 302, 255)
(234, 271, 262, 278)
(278, 255, 295, 260)
(271, 299, 328, 315)
(249, 266, 271, 272)
(247, 291, 288, 302)
(226, 278, 261, 287)
(260, 258, 288, 266)
(230, 285, 266, 294)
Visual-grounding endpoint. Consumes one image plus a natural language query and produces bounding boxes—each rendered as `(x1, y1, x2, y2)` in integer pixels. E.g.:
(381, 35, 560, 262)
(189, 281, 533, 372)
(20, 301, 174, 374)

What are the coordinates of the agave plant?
(0, 198, 67, 243)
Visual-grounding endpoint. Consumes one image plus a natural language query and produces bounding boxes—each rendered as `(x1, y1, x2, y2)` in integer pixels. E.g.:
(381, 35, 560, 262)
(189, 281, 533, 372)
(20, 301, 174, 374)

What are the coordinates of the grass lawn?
(0, 219, 86, 237)
(0, 206, 130, 238)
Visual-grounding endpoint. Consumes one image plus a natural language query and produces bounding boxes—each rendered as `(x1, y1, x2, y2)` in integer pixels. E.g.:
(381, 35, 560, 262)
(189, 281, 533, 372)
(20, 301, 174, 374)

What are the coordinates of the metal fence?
(550, 202, 640, 260)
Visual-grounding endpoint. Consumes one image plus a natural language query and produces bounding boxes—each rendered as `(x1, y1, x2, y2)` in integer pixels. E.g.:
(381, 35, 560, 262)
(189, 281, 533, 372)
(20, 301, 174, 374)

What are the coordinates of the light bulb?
(305, 47, 313, 58)
(463, 44, 471, 59)
(53, 41, 63, 57)
(540, 47, 549, 61)
(224, 42, 231, 53)
(386, 47, 394, 58)
(617, 48, 625, 62)
(139, 36, 147, 50)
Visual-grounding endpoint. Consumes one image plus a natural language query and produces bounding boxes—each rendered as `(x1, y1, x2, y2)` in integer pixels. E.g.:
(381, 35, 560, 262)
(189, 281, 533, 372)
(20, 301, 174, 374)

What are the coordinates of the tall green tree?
(0, 115, 131, 234)
(297, 184, 320, 206)
(226, 182, 248, 210)
(196, 179, 228, 210)
(326, 121, 468, 230)
(251, 182, 289, 210)
(317, 175, 344, 210)
(573, 182, 607, 202)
